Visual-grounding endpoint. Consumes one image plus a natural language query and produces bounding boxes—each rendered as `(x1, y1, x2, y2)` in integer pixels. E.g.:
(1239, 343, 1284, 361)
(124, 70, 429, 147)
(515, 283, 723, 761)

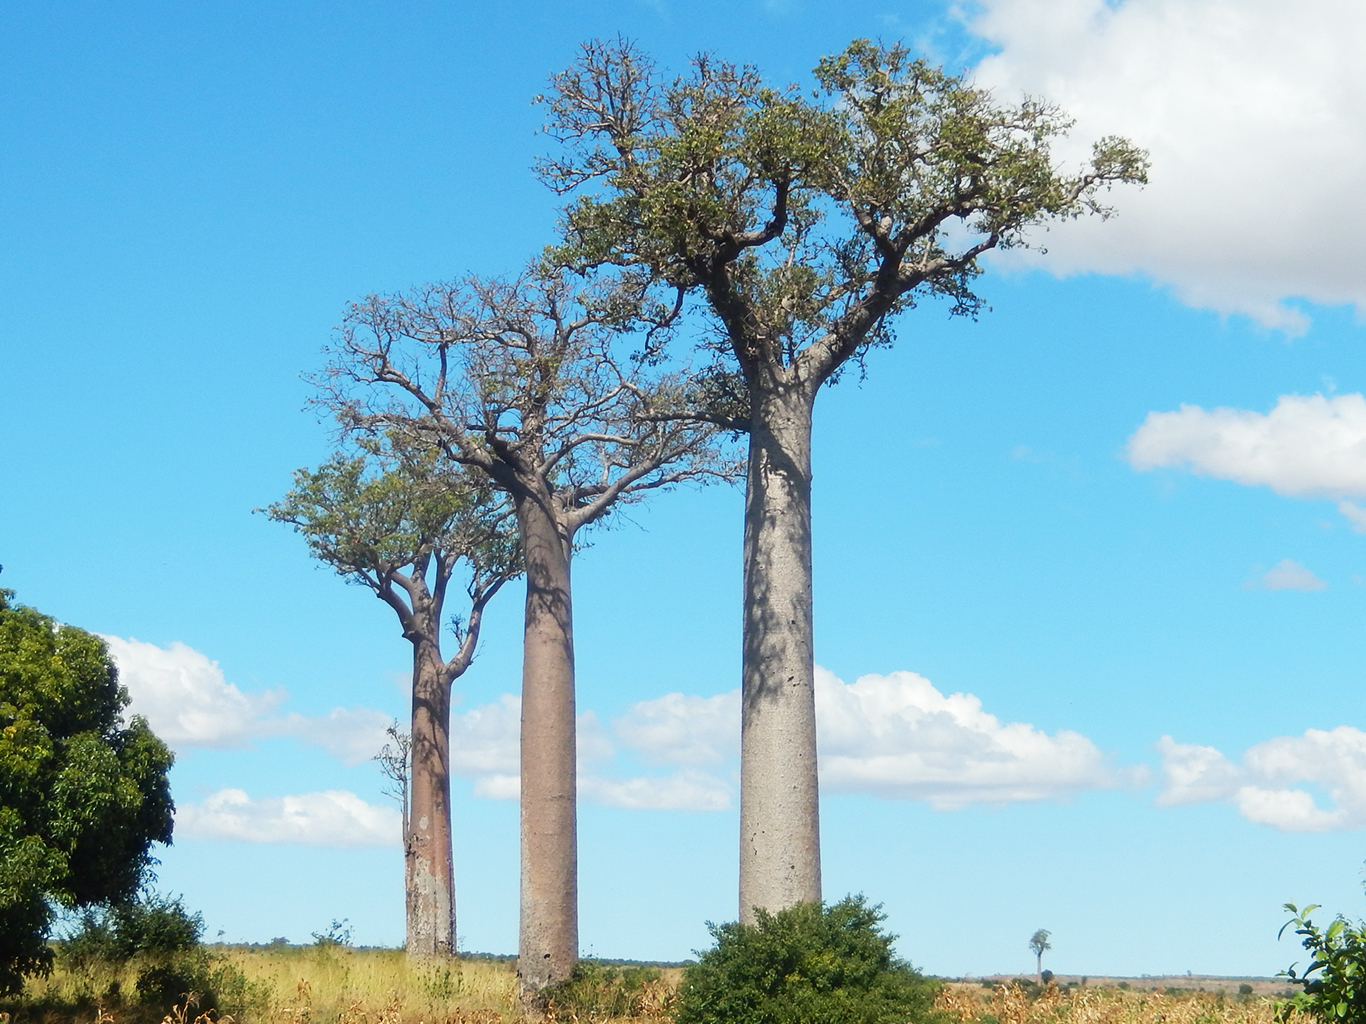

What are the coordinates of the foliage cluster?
(60, 892, 256, 1015)
(673, 896, 941, 1024)
(1280, 903, 1366, 1024)
(0, 587, 175, 994)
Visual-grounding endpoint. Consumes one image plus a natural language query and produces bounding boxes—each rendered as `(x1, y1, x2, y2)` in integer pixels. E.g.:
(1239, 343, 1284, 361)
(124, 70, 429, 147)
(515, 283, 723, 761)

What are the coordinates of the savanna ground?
(0, 945, 1303, 1024)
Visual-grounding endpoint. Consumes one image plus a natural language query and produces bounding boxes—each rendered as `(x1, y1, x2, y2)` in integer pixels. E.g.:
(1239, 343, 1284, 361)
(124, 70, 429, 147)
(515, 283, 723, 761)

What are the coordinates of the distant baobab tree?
(1030, 928, 1052, 983)
(265, 443, 519, 959)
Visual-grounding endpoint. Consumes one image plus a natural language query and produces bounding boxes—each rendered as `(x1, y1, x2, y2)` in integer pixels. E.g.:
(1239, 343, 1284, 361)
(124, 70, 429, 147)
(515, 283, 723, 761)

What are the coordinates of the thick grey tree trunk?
(738, 382, 822, 923)
(515, 491, 578, 1002)
(408, 640, 455, 956)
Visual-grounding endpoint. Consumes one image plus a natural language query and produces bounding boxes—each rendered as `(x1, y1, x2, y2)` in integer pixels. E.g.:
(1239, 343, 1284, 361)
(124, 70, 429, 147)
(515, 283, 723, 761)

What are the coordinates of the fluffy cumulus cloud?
(966, 0, 1366, 330)
(601, 670, 1135, 809)
(814, 668, 1135, 807)
(1126, 393, 1366, 531)
(102, 636, 285, 748)
(175, 788, 401, 846)
(1127, 394, 1366, 498)
(1157, 729, 1366, 831)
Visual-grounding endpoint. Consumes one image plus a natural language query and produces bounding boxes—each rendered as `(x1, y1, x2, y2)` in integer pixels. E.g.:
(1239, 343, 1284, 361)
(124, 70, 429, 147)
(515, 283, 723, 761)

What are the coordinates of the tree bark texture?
(738, 383, 822, 923)
(516, 491, 578, 1000)
(408, 639, 455, 957)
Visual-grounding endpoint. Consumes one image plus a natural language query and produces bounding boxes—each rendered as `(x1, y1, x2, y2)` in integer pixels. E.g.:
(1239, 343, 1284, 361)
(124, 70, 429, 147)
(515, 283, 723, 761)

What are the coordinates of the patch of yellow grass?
(216, 947, 518, 1024)
(936, 982, 1294, 1024)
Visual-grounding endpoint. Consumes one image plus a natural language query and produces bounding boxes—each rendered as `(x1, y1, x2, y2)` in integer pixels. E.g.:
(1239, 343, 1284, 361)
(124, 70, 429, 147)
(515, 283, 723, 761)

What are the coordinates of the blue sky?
(5, 0, 1366, 979)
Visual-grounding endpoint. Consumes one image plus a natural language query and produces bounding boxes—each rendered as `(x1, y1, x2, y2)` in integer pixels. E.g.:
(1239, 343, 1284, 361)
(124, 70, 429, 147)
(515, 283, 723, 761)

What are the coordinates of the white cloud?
(966, 0, 1366, 330)
(814, 668, 1136, 807)
(175, 788, 400, 846)
(1127, 394, 1366, 499)
(266, 707, 395, 766)
(604, 669, 1136, 809)
(580, 771, 732, 811)
(104, 636, 397, 764)
(1254, 559, 1328, 592)
(1157, 728, 1366, 831)
(102, 636, 284, 748)
(613, 691, 740, 766)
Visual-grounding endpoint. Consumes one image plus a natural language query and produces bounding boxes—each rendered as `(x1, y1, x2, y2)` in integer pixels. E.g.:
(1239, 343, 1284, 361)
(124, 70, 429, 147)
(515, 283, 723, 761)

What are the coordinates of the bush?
(60, 892, 253, 1014)
(545, 961, 669, 1020)
(1280, 903, 1366, 1024)
(674, 896, 941, 1024)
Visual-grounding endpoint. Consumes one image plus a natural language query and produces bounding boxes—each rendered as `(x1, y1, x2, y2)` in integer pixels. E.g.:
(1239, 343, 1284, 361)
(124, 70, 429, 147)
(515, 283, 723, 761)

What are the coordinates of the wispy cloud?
(1248, 560, 1328, 592)
(176, 788, 400, 846)
(1157, 729, 1366, 831)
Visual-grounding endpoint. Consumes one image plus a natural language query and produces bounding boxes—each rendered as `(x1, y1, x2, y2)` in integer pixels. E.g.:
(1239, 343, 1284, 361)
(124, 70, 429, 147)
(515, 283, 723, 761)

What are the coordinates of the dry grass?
(215, 946, 519, 1024)
(936, 981, 1295, 1024)
(7, 950, 1303, 1024)
(4, 947, 520, 1024)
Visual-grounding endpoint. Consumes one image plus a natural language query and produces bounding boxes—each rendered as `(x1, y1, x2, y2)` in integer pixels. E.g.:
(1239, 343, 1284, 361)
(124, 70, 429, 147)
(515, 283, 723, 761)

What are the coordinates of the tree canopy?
(0, 586, 174, 993)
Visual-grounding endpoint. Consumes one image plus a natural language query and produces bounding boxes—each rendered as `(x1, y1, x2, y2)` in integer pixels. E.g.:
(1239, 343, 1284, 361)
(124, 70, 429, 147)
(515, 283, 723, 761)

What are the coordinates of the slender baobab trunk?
(515, 490, 578, 1001)
(408, 638, 455, 956)
(738, 381, 822, 923)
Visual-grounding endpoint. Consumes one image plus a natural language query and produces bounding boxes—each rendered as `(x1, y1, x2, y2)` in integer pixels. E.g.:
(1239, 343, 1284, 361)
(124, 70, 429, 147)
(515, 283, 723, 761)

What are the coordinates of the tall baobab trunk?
(738, 381, 821, 923)
(515, 490, 578, 1000)
(408, 637, 456, 956)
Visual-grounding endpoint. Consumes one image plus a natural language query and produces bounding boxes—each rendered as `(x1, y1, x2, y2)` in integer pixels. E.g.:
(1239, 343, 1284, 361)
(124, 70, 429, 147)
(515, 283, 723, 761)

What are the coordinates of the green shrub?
(1280, 903, 1366, 1024)
(545, 961, 666, 1020)
(674, 896, 941, 1024)
(59, 891, 255, 1015)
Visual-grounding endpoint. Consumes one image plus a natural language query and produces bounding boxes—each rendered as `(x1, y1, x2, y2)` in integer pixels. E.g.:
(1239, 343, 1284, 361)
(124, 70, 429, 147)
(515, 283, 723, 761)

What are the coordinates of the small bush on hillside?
(1280, 903, 1366, 1024)
(674, 896, 942, 1024)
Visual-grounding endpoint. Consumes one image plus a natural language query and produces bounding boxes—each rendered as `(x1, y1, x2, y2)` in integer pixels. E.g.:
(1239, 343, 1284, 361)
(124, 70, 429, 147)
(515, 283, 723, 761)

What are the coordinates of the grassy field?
(1, 946, 1298, 1024)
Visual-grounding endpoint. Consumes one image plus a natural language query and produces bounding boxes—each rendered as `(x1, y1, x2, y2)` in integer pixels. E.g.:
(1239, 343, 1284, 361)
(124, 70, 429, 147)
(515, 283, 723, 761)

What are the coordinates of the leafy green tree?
(675, 896, 940, 1024)
(265, 444, 519, 959)
(540, 39, 1148, 920)
(0, 585, 174, 993)
(1281, 903, 1366, 1023)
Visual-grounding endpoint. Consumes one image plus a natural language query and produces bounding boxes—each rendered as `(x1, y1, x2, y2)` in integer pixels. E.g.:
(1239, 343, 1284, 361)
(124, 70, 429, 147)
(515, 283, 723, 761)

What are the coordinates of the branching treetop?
(321, 263, 740, 537)
(264, 442, 519, 674)
(538, 38, 1149, 398)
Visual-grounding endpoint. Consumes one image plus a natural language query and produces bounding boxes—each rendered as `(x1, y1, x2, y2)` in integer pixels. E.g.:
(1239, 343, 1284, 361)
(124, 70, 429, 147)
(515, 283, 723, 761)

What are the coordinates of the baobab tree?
(264, 444, 519, 958)
(322, 263, 736, 999)
(539, 38, 1148, 922)
(1030, 928, 1052, 983)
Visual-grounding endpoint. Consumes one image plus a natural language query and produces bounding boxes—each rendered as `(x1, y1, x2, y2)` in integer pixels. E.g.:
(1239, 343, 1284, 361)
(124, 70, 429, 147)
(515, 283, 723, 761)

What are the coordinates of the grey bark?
(408, 637, 455, 957)
(737, 383, 821, 922)
(515, 488, 578, 998)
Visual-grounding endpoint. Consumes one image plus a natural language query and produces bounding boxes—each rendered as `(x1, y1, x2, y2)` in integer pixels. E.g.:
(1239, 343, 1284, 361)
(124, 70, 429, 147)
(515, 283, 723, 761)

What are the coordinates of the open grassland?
(2, 947, 1296, 1024)
(936, 981, 1291, 1024)
(1, 947, 678, 1024)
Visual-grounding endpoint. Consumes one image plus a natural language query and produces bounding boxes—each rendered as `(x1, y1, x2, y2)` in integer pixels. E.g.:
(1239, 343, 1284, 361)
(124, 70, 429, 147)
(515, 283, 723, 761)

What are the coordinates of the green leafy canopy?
(0, 587, 174, 994)
(675, 896, 942, 1024)
(539, 38, 1148, 399)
